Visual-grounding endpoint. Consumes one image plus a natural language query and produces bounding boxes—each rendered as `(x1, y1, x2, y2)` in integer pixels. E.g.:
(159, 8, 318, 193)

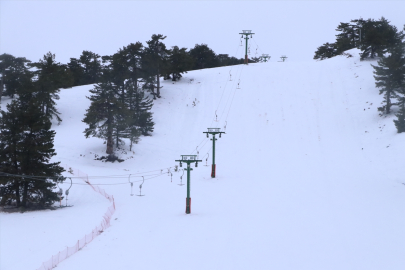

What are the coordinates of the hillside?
(1, 49, 405, 270)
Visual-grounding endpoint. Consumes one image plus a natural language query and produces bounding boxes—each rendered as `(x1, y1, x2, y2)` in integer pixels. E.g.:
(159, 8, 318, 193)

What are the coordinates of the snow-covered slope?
(1, 50, 405, 270)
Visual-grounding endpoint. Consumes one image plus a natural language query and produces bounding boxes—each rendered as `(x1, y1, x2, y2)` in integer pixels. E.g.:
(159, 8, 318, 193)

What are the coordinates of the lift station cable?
(213, 43, 242, 116)
(207, 40, 246, 129)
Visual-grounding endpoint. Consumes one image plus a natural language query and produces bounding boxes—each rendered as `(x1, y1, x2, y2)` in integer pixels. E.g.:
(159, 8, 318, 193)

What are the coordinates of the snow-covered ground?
(1, 49, 405, 270)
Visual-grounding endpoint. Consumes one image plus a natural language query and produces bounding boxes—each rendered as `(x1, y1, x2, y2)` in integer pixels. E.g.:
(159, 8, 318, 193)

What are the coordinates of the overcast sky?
(1, 0, 404, 64)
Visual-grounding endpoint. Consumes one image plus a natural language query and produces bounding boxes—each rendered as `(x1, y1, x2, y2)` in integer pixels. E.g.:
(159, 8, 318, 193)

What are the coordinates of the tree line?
(314, 17, 405, 133)
(314, 17, 404, 61)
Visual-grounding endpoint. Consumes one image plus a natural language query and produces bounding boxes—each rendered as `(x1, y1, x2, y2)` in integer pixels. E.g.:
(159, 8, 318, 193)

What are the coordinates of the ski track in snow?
(1, 49, 405, 270)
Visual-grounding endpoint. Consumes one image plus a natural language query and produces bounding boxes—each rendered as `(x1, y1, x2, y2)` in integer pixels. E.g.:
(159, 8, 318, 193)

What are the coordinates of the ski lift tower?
(203, 128, 226, 178)
(239, 30, 255, 64)
(262, 54, 270, 62)
(175, 155, 202, 214)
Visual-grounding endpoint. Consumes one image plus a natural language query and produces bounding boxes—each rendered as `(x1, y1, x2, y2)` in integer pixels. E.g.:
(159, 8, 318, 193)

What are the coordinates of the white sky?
(1, 0, 404, 63)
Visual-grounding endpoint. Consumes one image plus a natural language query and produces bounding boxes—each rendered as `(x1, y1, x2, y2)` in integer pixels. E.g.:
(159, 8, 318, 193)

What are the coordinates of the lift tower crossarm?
(175, 155, 202, 214)
(203, 128, 226, 178)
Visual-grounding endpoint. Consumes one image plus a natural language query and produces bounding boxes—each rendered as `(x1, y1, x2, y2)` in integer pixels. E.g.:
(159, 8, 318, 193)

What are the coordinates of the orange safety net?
(36, 166, 116, 270)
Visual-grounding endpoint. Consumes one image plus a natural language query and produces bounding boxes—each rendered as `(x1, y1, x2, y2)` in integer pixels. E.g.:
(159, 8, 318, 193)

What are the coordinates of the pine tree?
(392, 38, 405, 132)
(87, 42, 155, 154)
(167, 46, 194, 81)
(122, 42, 144, 86)
(189, 44, 218, 70)
(79, 51, 102, 85)
(335, 22, 359, 49)
(219, 56, 244, 66)
(83, 81, 127, 155)
(68, 50, 102, 86)
(67, 57, 85, 86)
(133, 87, 154, 136)
(0, 53, 31, 100)
(372, 43, 405, 114)
(143, 34, 169, 98)
(356, 17, 404, 60)
(0, 99, 65, 207)
(314, 17, 404, 61)
(123, 80, 142, 151)
(113, 42, 145, 101)
(314, 20, 359, 60)
(141, 65, 158, 99)
(19, 101, 65, 206)
(394, 102, 405, 133)
(29, 52, 74, 122)
(0, 101, 24, 206)
(101, 52, 128, 98)
(313, 43, 338, 60)
(106, 52, 131, 148)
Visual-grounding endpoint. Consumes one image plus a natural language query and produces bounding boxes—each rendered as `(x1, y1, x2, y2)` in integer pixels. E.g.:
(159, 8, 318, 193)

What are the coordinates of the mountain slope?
(1, 50, 405, 270)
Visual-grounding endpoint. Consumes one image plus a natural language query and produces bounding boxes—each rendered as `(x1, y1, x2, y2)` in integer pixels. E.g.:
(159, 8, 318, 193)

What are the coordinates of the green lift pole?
(239, 30, 255, 64)
(203, 128, 225, 178)
(175, 155, 202, 214)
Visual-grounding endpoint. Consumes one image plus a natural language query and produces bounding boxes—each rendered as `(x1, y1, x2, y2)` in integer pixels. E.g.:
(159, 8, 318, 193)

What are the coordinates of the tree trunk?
(121, 83, 125, 103)
(21, 180, 28, 207)
(0, 68, 4, 105)
(134, 73, 138, 90)
(386, 90, 391, 114)
(106, 104, 114, 155)
(0, 195, 8, 206)
(107, 120, 114, 155)
(45, 104, 50, 117)
(116, 131, 119, 148)
(14, 180, 21, 207)
(156, 65, 160, 98)
(106, 134, 114, 154)
(151, 84, 156, 99)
